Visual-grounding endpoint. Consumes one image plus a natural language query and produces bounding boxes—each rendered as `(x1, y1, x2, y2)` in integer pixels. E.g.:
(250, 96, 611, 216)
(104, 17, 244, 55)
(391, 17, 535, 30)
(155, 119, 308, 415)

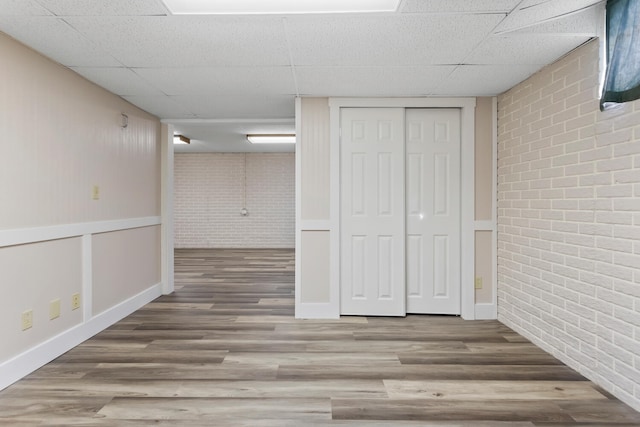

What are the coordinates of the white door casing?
(406, 109, 461, 314)
(340, 108, 406, 316)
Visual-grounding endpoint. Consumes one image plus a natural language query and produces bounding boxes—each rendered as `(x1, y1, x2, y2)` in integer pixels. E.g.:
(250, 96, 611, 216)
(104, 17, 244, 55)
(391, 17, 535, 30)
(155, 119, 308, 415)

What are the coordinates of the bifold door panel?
(406, 109, 461, 314)
(340, 108, 406, 316)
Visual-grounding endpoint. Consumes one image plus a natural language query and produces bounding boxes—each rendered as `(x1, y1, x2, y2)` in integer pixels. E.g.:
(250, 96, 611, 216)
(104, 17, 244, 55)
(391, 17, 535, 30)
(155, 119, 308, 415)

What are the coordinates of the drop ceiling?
(0, 0, 603, 152)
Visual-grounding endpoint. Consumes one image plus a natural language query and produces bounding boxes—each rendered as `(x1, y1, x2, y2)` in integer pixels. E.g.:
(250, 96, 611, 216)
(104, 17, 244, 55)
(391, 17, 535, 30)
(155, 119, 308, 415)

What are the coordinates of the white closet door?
(340, 108, 406, 316)
(406, 109, 461, 314)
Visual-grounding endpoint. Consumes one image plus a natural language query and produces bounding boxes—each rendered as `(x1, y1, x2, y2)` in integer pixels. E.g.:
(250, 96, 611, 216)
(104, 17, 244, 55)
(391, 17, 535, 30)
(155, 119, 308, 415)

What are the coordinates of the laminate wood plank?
(0, 396, 112, 419)
(133, 322, 276, 331)
(354, 331, 510, 342)
(277, 364, 588, 381)
(1, 379, 181, 398)
(383, 380, 607, 400)
(81, 363, 278, 380)
(331, 399, 575, 422)
(234, 315, 369, 324)
(397, 352, 563, 365)
(174, 379, 388, 398)
(23, 363, 99, 379)
(56, 349, 227, 364)
(223, 352, 401, 366)
(144, 302, 214, 310)
(146, 339, 310, 352)
(21, 419, 537, 427)
(557, 400, 640, 423)
(96, 397, 331, 421)
(304, 340, 472, 353)
(202, 331, 356, 341)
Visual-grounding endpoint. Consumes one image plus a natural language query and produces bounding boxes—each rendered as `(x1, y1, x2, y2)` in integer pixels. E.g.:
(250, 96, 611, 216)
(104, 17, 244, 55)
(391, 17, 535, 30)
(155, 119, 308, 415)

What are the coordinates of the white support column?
(161, 123, 175, 295)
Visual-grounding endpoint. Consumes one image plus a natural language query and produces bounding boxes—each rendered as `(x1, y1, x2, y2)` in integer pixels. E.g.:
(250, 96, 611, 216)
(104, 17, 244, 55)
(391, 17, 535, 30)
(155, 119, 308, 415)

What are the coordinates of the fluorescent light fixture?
(162, 0, 400, 15)
(247, 134, 296, 144)
(173, 134, 190, 144)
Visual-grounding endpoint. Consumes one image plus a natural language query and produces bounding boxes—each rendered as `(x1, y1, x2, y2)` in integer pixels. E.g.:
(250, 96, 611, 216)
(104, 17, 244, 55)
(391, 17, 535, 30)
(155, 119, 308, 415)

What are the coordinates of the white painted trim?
(326, 97, 476, 320)
(296, 303, 340, 319)
(299, 220, 331, 231)
(459, 99, 476, 320)
(0, 282, 162, 392)
(491, 96, 499, 318)
(81, 235, 92, 321)
(161, 124, 175, 295)
(474, 220, 495, 231)
(329, 100, 342, 318)
(475, 303, 498, 320)
(294, 97, 303, 318)
(162, 118, 294, 125)
(0, 216, 162, 248)
(329, 98, 476, 109)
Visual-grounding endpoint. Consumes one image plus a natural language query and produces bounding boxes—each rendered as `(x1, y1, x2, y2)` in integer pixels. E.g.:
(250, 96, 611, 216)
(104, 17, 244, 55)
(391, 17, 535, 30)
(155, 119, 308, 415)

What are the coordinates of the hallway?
(1, 248, 639, 425)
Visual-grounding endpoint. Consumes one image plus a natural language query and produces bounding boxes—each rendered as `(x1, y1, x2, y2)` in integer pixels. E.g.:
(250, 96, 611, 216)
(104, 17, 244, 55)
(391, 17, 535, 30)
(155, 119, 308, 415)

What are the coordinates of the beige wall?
(475, 97, 496, 305)
(498, 39, 640, 411)
(0, 33, 161, 371)
(0, 238, 83, 361)
(92, 226, 161, 315)
(297, 98, 332, 309)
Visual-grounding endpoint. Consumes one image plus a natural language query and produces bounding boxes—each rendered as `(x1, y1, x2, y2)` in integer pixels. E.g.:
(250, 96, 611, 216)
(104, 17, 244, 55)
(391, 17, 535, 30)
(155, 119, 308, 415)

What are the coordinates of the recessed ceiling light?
(162, 0, 400, 15)
(173, 134, 191, 144)
(247, 134, 296, 144)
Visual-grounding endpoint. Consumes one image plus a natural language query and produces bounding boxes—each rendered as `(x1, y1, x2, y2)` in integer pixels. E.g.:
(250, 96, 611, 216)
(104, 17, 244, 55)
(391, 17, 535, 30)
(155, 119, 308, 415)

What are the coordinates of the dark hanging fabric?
(601, 0, 640, 111)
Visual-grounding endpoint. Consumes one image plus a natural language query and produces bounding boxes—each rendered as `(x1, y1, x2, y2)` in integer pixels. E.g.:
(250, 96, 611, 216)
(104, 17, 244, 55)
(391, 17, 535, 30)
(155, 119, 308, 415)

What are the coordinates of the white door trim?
(328, 97, 476, 320)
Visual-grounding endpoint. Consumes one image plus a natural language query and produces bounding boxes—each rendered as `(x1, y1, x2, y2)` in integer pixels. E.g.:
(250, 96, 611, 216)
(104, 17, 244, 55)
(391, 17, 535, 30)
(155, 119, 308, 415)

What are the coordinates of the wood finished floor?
(1, 248, 640, 426)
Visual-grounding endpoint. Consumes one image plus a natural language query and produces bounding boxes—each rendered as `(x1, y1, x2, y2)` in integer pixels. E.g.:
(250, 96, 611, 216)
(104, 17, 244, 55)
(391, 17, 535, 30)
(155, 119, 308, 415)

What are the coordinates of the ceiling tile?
(64, 15, 291, 67)
(435, 64, 542, 96)
(122, 95, 195, 119)
(0, 16, 121, 66)
(498, 0, 603, 33)
(466, 34, 591, 65)
(35, 0, 169, 16)
(171, 94, 295, 119)
(400, 0, 520, 13)
(70, 67, 166, 96)
(296, 66, 455, 97)
(0, 0, 52, 15)
(505, 6, 600, 35)
(285, 14, 503, 66)
(135, 67, 296, 96)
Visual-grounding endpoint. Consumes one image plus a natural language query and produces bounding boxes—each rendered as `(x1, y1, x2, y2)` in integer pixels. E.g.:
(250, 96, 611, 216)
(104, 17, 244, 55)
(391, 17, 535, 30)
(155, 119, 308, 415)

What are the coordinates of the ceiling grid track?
(281, 17, 300, 98)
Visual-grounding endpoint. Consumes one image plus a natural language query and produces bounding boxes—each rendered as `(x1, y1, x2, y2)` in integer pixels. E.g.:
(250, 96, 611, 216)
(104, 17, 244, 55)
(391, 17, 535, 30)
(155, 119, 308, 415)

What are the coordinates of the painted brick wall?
(174, 153, 295, 248)
(498, 39, 640, 411)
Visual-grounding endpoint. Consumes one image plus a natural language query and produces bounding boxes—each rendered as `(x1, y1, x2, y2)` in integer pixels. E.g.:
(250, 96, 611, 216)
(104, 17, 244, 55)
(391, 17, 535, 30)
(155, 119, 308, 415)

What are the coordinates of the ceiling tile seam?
(32, 0, 57, 16)
(281, 17, 300, 98)
(429, 0, 528, 95)
(32, 0, 171, 17)
(129, 67, 177, 98)
(53, 17, 125, 68)
(519, 0, 602, 12)
(493, 3, 604, 36)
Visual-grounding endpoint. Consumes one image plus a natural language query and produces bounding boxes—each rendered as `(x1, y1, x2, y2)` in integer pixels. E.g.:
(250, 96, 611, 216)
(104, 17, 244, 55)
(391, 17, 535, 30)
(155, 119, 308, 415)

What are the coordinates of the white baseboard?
(295, 302, 339, 319)
(475, 303, 498, 320)
(0, 282, 162, 391)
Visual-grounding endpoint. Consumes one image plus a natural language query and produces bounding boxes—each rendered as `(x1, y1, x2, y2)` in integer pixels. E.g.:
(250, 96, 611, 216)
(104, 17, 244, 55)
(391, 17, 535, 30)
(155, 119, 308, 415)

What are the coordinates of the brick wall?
(174, 153, 294, 248)
(498, 39, 640, 411)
